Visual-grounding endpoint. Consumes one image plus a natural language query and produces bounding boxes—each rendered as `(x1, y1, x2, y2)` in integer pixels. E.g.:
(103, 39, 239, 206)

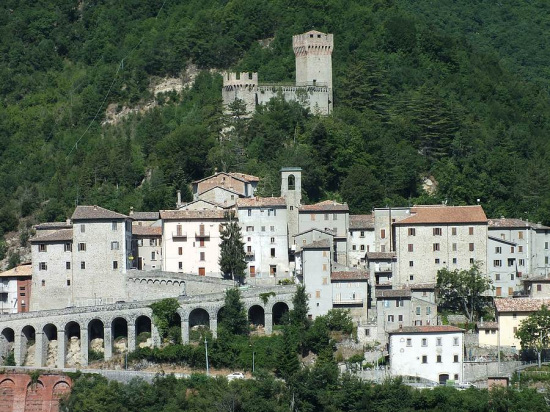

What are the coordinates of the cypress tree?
(219, 212, 247, 285)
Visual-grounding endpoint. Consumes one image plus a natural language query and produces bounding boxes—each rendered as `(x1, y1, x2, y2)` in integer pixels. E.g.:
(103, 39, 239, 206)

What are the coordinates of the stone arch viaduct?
(0, 286, 295, 369)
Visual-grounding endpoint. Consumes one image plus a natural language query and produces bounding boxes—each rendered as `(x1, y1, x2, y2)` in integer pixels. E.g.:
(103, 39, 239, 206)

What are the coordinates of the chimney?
(129, 206, 134, 216)
(177, 190, 182, 208)
(93, 205, 98, 210)
(66, 218, 71, 225)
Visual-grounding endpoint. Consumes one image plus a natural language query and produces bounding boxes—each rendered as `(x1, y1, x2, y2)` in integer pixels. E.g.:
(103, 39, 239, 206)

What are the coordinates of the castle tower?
(293, 31, 333, 92)
(280, 167, 302, 247)
(221, 72, 259, 116)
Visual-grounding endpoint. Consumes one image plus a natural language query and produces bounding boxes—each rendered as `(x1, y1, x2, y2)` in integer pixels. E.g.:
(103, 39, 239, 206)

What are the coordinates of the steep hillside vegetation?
(1, 0, 550, 260)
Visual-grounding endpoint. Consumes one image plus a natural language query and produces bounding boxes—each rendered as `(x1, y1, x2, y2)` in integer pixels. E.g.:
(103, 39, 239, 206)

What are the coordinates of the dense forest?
(2, 0, 550, 249)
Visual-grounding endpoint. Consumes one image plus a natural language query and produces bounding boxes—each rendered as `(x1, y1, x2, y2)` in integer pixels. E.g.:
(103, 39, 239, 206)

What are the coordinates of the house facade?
(348, 214, 375, 268)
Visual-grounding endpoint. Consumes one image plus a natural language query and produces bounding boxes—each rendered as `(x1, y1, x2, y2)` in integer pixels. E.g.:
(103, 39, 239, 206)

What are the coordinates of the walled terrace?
(0, 285, 295, 369)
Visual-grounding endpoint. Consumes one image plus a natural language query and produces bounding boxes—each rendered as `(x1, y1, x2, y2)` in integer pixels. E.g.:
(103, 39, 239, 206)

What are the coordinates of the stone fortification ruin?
(222, 30, 333, 116)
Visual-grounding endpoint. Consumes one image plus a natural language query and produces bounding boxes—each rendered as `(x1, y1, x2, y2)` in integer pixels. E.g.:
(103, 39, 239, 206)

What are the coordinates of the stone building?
(393, 205, 488, 287)
(0, 264, 32, 315)
(191, 172, 259, 207)
(222, 31, 333, 116)
(30, 205, 132, 311)
(331, 270, 369, 319)
(236, 196, 290, 280)
(348, 214, 375, 268)
(131, 225, 162, 271)
(389, 325, 464, 385)
(160, 209, 227, 277)
(281, 167, 302, 246)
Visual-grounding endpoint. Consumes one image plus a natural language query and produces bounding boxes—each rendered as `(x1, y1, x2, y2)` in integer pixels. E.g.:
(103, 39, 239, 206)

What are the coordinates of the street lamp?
(249, 343, 255, 373)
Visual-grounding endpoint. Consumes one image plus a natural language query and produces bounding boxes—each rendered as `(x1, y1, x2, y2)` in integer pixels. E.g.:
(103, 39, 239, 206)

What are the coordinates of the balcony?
(245, 251, 255, 259)
(375, 265, 392, 273)
(172, 231, 187, 240)
(333, 298, 364, 306)
(195, 231, 210, 239)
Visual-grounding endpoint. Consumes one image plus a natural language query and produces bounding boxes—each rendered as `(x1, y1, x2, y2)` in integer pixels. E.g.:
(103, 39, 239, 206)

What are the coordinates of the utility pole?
(205, 336, 209, 375)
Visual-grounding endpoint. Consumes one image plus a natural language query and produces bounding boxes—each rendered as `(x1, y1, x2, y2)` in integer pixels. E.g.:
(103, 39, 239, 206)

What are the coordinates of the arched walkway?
(65, 321, 81, 367)
(111, 317, 128, 354)
(0, 328, 14, 364)
(135, 315, 152, 348)
(21, 325, 36, 366)
(272, 302, 289, 325)
(42, 324, 58, 367)
(88, 319, 104, 362)
(189, 308, 210, 342)
(248, 305, 265, 327)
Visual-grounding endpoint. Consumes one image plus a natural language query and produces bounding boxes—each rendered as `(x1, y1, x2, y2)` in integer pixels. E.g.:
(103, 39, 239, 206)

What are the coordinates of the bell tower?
(280, 167, 302, 246)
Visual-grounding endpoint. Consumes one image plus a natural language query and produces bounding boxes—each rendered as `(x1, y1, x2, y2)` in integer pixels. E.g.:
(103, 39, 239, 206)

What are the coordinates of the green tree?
(515, 305, 550, 367)
(290, 284, 310, 330)
(436, 262, 494, 323)
(219, 213, 247, 285)
(219, 288, 249, 336)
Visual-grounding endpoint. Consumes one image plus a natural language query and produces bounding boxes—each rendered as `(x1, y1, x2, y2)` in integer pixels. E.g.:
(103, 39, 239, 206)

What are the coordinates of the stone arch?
(288, 174, 295, 190)
(135, 315, 152, 348)
(160, 280, 167, 285)
(52, 380, 71, 406)
(167, 280, 173, 286)
(189, 308, 210, 327)
(0, 327, 14, 362)
(42, 323, 58, 368)
(0, 378, 15, 411)
(216, 306, 226, 324)
(88, 319, 104, 357)
(147, 279, 153, 284)
(272, 302, 290, 325)
(65, 321, 81, 367)
(111, 317, 128, 354)
(248, 305, 265, 327)
(21, 325, 36, 366)
(26, 380, 45, 408)
(140, 279, 147, 284)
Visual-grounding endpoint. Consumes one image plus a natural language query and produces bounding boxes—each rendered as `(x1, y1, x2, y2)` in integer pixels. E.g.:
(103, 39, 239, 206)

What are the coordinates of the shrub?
(88, 349, 104, 362)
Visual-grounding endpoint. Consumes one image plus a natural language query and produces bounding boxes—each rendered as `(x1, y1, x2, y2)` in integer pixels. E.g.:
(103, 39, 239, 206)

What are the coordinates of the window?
(268, 209, 276, 217)
(39, 262, 47, 270)
(113, 261, 118, 269)
(352, 245, 357, 251)
(453, 337, 459, 346)
(81, 224, 85, 233)
(408, 228, 416, 236)
(508, 259, 515, 267)
(151, 251, 156, 260)
(322, 277, 328, 285)
(200, 252, 205, 261)
(538, 284, 542, 292)
(38, 244, 47, 252)
(452, 243, 457, 252)
(290, 206, 294, 211)
(409, 261, 414, 267)
(494, 260, 502, 267)
(333, 213, 337, 220)
(388, 315, 394, 322)
(381, 229, 386, 239)
(453, 355, 459, 363)
(547, 257, 550, 265)
(360, 245, 365, 251)
(247, 209, 252, 217)
(179, 262, 183, 270)
(150, 239, 157, 246)
(433, 243, 440, 251)
(365, 329, 370, 337)
(519, 259, 525, 266)
(81, 261, 86, 269)
(111, 241, 119, 250)
(246, 226, 254, 232)
(437, 355, 442, 363)
(470, 258, 474, 264)
(78, 243, 86, 251)
(396, 300, 404, 307)
(322, 263, 328, 271)
(384, 300, 390, 308)
(436, 337, 442, 346)
(511, 246, 515, 253)
(496, 287, 502, 296)
(422, 355, 427, 364)
(261, 226, 266, 232)
(270, 226, 275, 232)
(271, 237, 275, 244)
(421, 338, 427, 347)
(519, 231, 524, 240)
(469, 243, 475, 251)
(426, 307, 431, 315)
(63, 242, 71, 252)
(66, 262, 71, 270)
(435, 258, 440, 264)
(270, 265, 277, 276)
(398, 315, 403, 321)
(66, 280, 71, 286)
(324, 213, 329, 221)
(271, 248, 276, 258)
(496, 274, 501, 281)
(452, 258, 457, 264)
(495, 247, 502, 254)
(513, 326, 518, 334)
(501, 234, 505, 240)
(416, 307, 421, 315)
(112, 221, 118, 231)
(315, 290, 321, 298)
(452, 227, 457, 236)
(406, 338, 412, 347)
(409, 275, 414, 281)
(518, 246, 523, 253)
(360, 231, 365, 238)
(408, 244, 414, 252)
(178, 247, 183, 255)
(433, 228, 442, 236)
(42, 280, 45, 287)
(469, 227, 474, 235)
(310, 214, 316, 221)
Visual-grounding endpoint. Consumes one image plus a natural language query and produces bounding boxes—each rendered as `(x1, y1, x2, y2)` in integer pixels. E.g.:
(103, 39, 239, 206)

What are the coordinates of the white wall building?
(348, 214, 375, 268)
(389, 325, 464, 385)
(161, 209, 226, 277)
(236, 197, 290, 280)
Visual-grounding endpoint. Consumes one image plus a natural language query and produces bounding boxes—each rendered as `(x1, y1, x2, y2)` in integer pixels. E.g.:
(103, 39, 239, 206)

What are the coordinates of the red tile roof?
(160, 210, 227, 220)
(130, 211, 160, 220)
(302, 239, 331, 249)
(72, 205, 128, 220)
(299, 200, 349, 212)
(366, 252, 396, 260)
(389, 325, 464, 334)
(394, 205, 487, 225)
(30, 229, 73, 243)
(349, 214, 374, 229)
(476, 321, 498, 330)
(132, 226, 162, 236)
(376, 289, 411, 298)
(495, 297, 550, 313)
(488, 217, 550, 230)
(331, 271, 369, 281)
(228, 172, 260, 182)
(0, 264, 32, 278)
(236, 197, 286, 207)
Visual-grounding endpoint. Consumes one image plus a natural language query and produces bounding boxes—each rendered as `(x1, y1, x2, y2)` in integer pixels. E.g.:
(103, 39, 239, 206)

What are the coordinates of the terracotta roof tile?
(495, 297, 550, 313)
(476, 321, 499, 330)
(0, 264, 32, 278)
(130, 211, 159, 220)
(236, 197, 286, 207)
(30, 229, 73, 243)
(376, 289, 411, 298)
(349, 214, 374, 229)
(132, 226, 162, 236)
(71, 205, 128, 220)
(160, 209, 227, 220)
(331, 270, 369, 281)
(228, 172, 260, 182)
(302, 239, 331, 249)
(488, 218, 550, 230)
(34, 221, 72, 230)
(299, 200, 349, 212)
(394, 205, 487, 225)
(389, 325, 464, 334)
(409, 283, 436, 290)
(366, 252, 396, 260)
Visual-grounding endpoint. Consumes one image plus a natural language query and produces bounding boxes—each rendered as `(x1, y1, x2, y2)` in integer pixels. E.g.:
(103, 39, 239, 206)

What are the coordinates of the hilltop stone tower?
(222, 31, 334, 116)
(293, 30, 333, 112)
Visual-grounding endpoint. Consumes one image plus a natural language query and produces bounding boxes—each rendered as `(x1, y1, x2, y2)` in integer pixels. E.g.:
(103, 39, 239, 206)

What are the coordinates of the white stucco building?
(348, 214, 375, 268)
(389, 325, 464, 385)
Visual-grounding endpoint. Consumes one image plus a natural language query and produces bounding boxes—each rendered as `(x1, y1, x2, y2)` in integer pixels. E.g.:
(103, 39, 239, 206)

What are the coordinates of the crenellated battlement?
(293, 31, 334, 56)
(223, 72, 258, 88)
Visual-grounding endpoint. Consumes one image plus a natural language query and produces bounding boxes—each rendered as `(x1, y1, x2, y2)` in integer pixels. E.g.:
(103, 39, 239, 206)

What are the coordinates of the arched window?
(288, 175, 295, 190)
